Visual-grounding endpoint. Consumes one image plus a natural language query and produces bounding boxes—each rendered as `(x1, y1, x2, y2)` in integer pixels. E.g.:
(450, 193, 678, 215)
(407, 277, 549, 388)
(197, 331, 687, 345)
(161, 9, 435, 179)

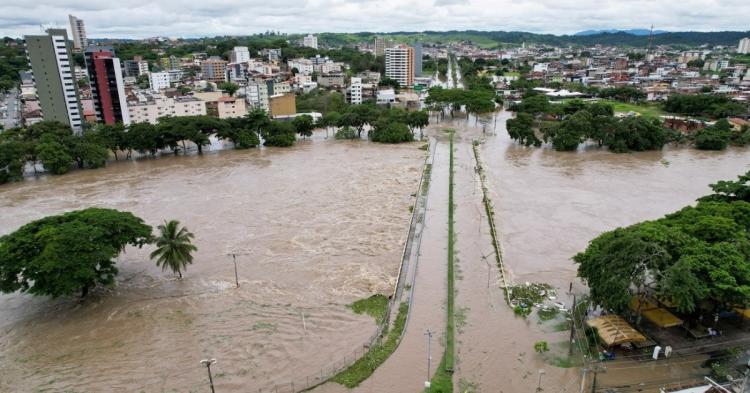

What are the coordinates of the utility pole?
(200, 358, 217, 393)
(425, 329, 433, 389)
(232, 254, 239, 288)
(537, 369, 545, 392)
(569, 294, 577, 355)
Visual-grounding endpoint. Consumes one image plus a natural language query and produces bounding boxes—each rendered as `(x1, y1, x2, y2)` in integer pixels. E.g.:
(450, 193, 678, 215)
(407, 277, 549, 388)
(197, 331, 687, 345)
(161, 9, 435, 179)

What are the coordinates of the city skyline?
(2, 0, 750, 38)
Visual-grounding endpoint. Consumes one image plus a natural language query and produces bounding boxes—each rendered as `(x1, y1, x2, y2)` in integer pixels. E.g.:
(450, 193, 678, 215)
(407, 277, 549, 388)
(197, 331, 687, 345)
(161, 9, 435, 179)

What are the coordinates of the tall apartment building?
(739, 38, 750, 55)
(201, 57, 228, 83)
(303, 34, 318, 49)
(25, 29, 83, 132)
(414, 42, 423, 77)
(348, 77, 363, 105)
(385, 44, 415, 87)
(85, 47, 130, 125)
(230, 46, 251, 63)
(68, 15, 87, 51)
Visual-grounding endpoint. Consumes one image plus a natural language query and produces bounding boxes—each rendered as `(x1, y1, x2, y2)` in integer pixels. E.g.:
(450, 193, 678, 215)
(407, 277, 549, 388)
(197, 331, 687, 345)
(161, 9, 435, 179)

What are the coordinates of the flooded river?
(482, 110, 750, 291)
(0, 135, 423, 392)
(1, 111, 747, 392)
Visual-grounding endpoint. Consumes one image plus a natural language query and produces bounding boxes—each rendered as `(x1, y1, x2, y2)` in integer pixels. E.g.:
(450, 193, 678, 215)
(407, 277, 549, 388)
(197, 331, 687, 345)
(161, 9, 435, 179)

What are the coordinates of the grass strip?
(331, 302, 409, 388)
(349, 294, 389, 324)
(446, 133, 455, 373)
(427, 132, 456, 392)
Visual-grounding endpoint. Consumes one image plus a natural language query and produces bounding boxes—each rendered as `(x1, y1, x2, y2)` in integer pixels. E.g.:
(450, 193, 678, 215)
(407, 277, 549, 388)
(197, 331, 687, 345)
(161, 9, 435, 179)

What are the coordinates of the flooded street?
(0, 134, 424, 392)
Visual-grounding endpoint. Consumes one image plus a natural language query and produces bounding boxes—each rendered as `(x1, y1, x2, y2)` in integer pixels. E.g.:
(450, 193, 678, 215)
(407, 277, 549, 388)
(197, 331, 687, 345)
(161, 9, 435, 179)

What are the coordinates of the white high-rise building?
(149, 71, 171, 91)
(348, 77, 363, 105)
(385, 45, 415, 87)
(230, 46, 251, 63)
(68, 15, 87, 51)
(303, 34, 318, 49)
(739, 38, 750, 55)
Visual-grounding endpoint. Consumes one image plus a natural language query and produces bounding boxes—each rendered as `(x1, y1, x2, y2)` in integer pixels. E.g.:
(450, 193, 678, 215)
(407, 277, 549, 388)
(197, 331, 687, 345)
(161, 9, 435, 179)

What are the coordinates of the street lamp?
(200, 358, 217, 393)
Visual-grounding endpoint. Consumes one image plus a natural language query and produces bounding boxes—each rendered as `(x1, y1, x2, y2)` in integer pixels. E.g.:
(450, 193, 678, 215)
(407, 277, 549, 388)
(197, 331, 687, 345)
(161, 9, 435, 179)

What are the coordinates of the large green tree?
(0, 208, 152, 297)
(575, 173, 750, 315)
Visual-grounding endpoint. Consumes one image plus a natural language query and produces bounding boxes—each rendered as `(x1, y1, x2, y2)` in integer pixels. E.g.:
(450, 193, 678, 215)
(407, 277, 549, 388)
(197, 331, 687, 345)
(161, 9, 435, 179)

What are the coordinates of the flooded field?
(0, 135, 424, 392)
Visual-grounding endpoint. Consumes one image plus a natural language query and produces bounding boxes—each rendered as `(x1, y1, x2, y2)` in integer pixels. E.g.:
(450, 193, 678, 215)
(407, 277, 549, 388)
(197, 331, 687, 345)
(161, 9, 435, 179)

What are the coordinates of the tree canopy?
(0, 208, 153, 297)
(575, 171, 750, 315)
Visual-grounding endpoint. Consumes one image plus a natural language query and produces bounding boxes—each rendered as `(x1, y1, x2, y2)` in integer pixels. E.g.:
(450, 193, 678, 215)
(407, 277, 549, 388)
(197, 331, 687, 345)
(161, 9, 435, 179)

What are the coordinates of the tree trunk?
(81, 285, 89, 298)
(178, 271, 182, 279)
(113, 150, 118, 161)
(197, 144, 203, 155)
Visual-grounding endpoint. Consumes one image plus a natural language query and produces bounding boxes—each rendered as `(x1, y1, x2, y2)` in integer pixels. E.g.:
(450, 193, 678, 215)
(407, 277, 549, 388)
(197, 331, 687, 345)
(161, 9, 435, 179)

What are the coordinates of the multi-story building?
(128, 96, 206, 124)
(303, 34, 318, 49)
(374, 37, 392, 57)
(245, 82, 269, 111)
(159, 55, 180, 71)
(201, 57, 228, 83)
(315, 62, 341, 74)
(414, 42, 423, 77)
(206, 96, 247, 119)
(230, 46, 251, 64)
(288, 58, 314, 75)
(68, 15, 87, 51)
(739, 38, 750, 55)
(149, 71, 171, 91)
(84, 47, 130, 125)
(317, 73, 345, 88)
(74, 65, 88, 81)
(124, 58, 149, 77)
(267, 48, 282, 62)
(385, 44, 415, 87)
(348, 77, 363, 105)
(25, 29, 83, 132)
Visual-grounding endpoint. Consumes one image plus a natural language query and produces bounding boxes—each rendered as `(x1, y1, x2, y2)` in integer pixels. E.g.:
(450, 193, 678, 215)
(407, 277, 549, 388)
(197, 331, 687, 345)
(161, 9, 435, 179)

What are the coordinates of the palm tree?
(150, 220, 197, 278)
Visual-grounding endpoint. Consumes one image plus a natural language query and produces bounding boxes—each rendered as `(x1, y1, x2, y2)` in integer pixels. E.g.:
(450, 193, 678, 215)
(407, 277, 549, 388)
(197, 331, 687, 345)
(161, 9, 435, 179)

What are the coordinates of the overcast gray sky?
(2, 0, 749, 38)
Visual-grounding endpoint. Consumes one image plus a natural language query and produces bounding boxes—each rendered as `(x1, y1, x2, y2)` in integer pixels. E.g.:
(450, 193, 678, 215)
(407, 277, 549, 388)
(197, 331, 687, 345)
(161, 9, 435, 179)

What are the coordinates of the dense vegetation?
(507, 97, 670, 152)
(575, 171, 750, 316)
(0, 208, 153, 297)
(0, 110, 293, 183)
(507, 94, 749, 152)
(0, 38, 26, 92)
(663, 94, 747, 119)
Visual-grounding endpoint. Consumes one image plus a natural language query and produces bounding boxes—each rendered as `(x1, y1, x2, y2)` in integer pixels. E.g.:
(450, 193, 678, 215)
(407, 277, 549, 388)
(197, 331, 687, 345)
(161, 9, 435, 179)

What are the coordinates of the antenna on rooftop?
(646, 24, 654, 55)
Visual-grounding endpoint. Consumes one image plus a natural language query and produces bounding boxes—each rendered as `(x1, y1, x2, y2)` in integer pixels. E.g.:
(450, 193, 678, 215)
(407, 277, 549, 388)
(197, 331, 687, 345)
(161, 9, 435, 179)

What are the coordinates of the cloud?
(1, 0, 748, 38)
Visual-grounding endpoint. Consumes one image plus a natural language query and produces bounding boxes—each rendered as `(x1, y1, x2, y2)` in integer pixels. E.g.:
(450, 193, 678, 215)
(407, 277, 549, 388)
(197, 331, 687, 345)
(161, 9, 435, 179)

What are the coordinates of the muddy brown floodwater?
(417, 111, 748, 392)
(0, 134, 423, 392)
(483, 110, 750, 292)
